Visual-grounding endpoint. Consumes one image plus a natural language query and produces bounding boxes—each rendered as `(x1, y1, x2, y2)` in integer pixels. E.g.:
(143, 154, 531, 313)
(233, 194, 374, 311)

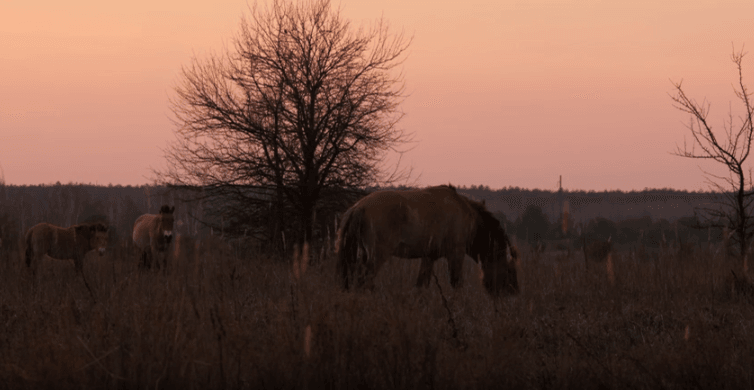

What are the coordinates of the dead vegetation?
(0, 240, 753, 389)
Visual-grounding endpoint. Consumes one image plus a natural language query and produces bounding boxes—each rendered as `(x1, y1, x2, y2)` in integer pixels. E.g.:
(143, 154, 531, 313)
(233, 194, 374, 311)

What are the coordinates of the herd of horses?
(20, 185, 520, 297)
(24, 205, 176, 275)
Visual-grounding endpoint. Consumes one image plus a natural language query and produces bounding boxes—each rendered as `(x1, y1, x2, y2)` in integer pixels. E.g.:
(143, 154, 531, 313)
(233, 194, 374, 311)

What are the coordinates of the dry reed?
(0, 241, 752, 389)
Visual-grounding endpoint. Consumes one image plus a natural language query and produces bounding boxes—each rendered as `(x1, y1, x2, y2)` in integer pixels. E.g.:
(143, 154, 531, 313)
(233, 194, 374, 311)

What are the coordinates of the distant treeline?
(497, 206, 722, 251)
(0, 183, 728, 254)
(456, 185, 722, 225)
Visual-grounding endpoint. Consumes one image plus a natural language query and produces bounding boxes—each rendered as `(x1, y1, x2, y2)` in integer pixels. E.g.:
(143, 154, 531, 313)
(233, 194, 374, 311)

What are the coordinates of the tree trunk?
(737, 163, 748, 272)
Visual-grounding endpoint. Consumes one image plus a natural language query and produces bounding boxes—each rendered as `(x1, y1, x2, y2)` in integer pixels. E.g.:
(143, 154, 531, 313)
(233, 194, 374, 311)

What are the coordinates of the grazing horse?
(132, 205, 175, 270)
(337, 185, 519, 296)
(24, 222, 109, 275)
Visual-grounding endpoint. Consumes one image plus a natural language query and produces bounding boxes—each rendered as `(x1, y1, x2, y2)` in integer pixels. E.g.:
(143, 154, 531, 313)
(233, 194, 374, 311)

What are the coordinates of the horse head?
(473, 208, 519, 296)
(158, 205, 175, 245)
(76, 223, 109, 256)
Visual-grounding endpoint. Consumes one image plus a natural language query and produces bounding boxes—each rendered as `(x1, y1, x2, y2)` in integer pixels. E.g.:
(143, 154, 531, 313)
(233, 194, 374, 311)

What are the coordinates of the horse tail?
(336, 206, 365, 290)
(24, 227, 34, 268)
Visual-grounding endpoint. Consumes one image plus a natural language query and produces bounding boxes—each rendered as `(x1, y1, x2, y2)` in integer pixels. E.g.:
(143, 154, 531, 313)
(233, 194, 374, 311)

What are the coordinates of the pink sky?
(2, 0, 754, 191)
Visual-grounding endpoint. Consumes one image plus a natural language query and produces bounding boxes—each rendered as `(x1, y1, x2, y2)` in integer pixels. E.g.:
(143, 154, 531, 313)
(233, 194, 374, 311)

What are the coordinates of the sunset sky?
(2, 0, 754, 191)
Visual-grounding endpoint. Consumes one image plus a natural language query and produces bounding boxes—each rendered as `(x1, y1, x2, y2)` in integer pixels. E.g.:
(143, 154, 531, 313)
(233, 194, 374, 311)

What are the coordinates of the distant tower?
(559, 175, 570, 236)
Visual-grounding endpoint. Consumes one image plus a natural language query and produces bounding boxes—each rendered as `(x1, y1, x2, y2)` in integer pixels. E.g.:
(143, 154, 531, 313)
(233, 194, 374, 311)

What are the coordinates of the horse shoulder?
(27, 224, 45, 253)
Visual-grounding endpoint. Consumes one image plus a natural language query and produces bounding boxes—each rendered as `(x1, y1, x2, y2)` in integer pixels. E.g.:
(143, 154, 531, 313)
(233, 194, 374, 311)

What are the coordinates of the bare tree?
(157, 0, 411, 249)
(671, 47, 754, 271)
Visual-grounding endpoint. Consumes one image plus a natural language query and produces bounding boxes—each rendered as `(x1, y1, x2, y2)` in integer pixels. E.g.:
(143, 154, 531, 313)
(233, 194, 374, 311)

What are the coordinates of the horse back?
(26, 223, 79, 260)
(354, 188, 476, 257)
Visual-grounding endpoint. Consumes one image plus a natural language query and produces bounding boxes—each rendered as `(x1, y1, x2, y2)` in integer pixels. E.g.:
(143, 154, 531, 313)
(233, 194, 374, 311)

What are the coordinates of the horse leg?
(359, 246, 387, 290)
(28, 255, 40, 287)
(75, 255, 96, 300)
(447, 250, 466, 288)
(416, 257, 434, 287)
(156, 251, 167, 274)
(352, 245, 369, 289)
(338, 253, 351, 290)
(29, 254, 40, 279)
(73, 256, 83, 273)
(154, 249, 161, 270)
(339, 234, 364, 290)
(360, 254, 379, 291)
(25, 245, 33, 268)
(140, 250, 152, 270)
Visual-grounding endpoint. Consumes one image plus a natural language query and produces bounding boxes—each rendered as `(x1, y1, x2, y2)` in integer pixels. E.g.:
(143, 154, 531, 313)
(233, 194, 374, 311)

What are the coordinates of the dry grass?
(0, 242, 753, 389)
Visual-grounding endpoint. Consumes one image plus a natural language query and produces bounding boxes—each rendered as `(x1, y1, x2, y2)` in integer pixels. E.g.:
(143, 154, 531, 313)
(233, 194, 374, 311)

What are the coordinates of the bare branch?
(154, 0, 412, 247)
(671, 45, 754, 266)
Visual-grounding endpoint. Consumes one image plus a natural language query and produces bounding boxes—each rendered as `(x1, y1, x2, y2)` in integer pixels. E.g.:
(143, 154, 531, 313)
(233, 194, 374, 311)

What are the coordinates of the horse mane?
(469, 199, 501, 227)
(434, 183, 457, 192)
(159, 205, 174, 214)
(426, 184, 500, 229)
(74, 222, 108, 232)
(91, 222, 108, 232)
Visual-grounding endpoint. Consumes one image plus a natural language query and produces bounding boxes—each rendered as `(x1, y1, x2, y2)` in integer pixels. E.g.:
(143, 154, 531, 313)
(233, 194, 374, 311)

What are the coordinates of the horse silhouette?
(132, 205, 175, 270)
(337, 185, 518, 296)
(25, 222, 108, 275)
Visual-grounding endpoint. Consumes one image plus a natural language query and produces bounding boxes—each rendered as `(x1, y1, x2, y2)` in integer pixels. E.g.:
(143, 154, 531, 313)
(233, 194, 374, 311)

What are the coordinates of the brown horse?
(132, 205, 175, 270)
(24, 222, 109, 275)
(336, 185, 519, 296)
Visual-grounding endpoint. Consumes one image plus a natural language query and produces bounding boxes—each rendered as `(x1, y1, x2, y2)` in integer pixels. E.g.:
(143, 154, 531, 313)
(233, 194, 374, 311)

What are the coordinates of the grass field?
(1, 240, 753, 389)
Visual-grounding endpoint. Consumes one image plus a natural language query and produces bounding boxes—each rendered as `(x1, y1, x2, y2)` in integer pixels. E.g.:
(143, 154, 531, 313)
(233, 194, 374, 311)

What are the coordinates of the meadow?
(1, 237, 753, 389)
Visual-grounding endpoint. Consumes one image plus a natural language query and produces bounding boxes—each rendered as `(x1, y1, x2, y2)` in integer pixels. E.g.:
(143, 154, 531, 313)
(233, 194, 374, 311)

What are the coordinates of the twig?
(625, 356, 669, 390)
(560, 327, 616, 382)
(80, 270, 96, 304)
(76, 337, 124, 380)
(432, 272, 466, 350)
(560, 325, 666, 390)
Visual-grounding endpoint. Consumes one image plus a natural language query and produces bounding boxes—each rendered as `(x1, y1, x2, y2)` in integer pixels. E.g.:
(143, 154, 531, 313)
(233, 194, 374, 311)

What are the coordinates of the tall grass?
(0, 241, 753, 389)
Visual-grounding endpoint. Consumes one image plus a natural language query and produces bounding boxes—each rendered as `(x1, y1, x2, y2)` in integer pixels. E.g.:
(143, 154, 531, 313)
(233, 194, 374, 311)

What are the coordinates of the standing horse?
(337, 185, 519, 296)
(24, 222, 109, 276)
(132, 205, 175, 270)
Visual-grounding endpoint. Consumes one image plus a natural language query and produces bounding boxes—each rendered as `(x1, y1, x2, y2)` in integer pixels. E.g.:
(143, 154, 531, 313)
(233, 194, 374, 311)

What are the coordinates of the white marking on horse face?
(98, 247, 106, 256)
(506, 246, 512, 262)
(164, 230, 173, 238)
